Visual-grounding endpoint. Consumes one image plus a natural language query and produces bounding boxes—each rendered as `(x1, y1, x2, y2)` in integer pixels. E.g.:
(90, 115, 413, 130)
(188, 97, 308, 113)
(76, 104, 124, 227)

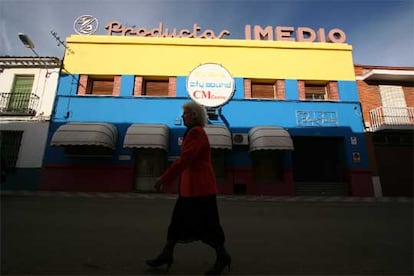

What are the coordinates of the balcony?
(0, 92, 40, 116)
(369, 106, 414, 131)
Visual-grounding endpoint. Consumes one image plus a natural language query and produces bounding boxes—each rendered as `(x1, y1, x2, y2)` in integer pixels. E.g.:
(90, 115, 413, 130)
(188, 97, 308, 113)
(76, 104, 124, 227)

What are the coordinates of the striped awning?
(123, 124, 169, 151)
(51, 122, 117, 149)
(204, 125, 232, 150)
(249, 126, 294, 151)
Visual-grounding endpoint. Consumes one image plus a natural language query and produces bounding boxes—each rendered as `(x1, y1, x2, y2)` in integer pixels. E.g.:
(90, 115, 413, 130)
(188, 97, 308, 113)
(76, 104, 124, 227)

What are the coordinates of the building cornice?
(0, 56, 61, 68)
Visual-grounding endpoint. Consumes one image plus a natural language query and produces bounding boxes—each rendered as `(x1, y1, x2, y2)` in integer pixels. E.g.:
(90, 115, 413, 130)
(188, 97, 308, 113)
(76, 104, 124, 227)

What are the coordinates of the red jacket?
(159, 125, 218, 197)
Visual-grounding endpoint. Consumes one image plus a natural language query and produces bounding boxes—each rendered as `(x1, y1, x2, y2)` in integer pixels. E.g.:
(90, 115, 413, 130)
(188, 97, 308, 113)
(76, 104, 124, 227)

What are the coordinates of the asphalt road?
(1, 193, 413, 276)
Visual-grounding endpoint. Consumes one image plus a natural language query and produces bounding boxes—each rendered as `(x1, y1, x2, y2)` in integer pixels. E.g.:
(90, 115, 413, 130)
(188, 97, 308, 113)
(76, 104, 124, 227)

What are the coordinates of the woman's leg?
(204, 242, 231, 275)
(145, 239, 176, 271)
(203, 196, 231, 275)
(146, 199, 181, 271)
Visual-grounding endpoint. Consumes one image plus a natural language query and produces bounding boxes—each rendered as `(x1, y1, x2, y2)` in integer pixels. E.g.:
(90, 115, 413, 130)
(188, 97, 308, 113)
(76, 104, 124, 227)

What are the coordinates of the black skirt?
(167, 195, 225, 248)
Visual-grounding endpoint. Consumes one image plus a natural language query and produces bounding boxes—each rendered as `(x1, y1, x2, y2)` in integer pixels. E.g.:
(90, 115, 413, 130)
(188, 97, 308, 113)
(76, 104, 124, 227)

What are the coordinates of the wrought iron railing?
(369, 106, 414, 130)
(0, 92, 40, 115)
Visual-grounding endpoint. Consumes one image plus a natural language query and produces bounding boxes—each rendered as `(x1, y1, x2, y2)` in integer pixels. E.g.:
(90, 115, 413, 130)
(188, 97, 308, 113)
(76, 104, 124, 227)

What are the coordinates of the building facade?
(0, 56, 61, 189)
(355, 65, 414, 197)
(40, 35, 373, 196)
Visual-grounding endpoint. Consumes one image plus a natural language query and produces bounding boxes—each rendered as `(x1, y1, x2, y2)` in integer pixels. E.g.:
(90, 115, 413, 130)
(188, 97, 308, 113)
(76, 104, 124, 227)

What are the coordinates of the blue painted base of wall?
(0, 168, 42, 191)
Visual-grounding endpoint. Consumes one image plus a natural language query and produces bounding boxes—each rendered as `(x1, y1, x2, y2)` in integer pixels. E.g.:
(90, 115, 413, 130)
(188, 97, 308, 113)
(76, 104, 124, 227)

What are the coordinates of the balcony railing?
(369, 106, 414, 131)
(0, 92, 40, 116)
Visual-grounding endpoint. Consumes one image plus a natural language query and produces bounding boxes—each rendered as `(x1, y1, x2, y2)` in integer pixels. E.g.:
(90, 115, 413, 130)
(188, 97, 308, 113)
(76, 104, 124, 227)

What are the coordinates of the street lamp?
(18, 33, 50, 77)
(18, 33, 39, 55)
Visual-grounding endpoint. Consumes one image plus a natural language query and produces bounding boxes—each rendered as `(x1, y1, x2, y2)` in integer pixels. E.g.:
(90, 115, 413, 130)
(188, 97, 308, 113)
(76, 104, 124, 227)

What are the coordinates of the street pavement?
(1, 191, 413, 276)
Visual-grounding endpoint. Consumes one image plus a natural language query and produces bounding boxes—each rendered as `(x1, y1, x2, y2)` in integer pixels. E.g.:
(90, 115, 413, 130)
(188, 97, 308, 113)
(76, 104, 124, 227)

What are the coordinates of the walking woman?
(146, 101, 231, 275)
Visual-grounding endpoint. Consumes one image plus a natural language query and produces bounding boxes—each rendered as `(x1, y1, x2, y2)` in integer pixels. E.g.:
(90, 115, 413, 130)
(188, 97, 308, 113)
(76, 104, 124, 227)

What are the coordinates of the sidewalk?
(1, 189, 412, 203)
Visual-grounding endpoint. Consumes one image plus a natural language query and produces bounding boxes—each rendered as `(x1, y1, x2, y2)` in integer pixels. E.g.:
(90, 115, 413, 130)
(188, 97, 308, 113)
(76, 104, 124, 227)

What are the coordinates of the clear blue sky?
(1, 0, 413, 67)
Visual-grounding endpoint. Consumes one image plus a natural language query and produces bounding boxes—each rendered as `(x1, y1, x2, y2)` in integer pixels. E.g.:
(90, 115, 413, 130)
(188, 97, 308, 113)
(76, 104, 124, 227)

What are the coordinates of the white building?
(0, 56, 60, 189)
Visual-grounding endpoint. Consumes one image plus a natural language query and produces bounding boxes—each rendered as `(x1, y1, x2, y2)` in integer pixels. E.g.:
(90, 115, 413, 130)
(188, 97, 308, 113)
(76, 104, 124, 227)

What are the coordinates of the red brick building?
(355, 65, 414, 196)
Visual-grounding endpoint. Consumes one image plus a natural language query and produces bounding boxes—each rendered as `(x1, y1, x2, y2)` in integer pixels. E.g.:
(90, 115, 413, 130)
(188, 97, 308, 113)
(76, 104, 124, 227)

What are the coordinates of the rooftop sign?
(245, 25, 346, 43)
(73, 16, 347, 43)
(106, 21, 231, 39)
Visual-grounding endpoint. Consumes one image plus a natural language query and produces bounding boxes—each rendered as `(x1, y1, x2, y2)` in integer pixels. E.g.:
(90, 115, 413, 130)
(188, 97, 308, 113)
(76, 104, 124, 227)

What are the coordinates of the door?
(134, 149, 166, 192)
(292, 137, 348, 195)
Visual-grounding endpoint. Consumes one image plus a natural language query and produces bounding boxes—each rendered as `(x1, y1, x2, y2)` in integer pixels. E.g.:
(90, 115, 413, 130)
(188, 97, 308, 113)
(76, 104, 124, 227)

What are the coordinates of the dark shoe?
(146, 252, 173, 272)
(205, 250, 231, 275)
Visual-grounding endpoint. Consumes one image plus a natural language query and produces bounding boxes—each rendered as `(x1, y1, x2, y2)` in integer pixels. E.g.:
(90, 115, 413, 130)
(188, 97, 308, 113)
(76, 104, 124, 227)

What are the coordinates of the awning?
(51, 122, 117, 149)
(204, 125, 232, 150)
(123, 124, 169, 150)
(249, 126, 294, 151)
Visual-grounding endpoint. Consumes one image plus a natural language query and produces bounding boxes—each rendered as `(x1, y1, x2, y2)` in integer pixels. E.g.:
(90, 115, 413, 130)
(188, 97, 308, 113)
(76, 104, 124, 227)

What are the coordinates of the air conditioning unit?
(232, 133, 249, 145)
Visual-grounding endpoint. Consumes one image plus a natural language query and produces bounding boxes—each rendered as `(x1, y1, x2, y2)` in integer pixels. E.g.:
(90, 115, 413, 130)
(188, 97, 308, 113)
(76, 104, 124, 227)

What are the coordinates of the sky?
(1, 0, 413, 67)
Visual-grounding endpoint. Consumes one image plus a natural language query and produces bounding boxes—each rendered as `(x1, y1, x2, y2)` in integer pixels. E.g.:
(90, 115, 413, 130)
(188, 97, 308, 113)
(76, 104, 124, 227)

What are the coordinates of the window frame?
(250, 80, 276, 99)
(304, 83, 327, 101)
(86, 75, 115, 95)
(142, 78, 169, 97)
(8, 75, 35, 112)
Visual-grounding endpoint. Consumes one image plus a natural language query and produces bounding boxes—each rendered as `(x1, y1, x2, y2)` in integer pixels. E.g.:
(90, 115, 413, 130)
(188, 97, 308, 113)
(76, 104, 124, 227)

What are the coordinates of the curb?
(1, 190, 412, 203)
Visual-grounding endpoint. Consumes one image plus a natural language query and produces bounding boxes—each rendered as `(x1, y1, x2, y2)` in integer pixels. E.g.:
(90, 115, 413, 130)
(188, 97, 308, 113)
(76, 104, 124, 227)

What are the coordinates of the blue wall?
(45, 74, 368, 168)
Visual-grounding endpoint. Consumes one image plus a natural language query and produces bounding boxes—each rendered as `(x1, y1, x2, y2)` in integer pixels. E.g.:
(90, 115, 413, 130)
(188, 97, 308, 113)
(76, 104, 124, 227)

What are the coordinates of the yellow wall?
(64, 35, 355, 81)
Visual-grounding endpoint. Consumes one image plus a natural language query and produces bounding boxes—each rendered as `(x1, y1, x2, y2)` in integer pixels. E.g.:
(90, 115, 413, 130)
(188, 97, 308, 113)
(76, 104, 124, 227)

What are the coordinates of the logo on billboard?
(186, 63, 235, 108)
(74, 15, 99, 35)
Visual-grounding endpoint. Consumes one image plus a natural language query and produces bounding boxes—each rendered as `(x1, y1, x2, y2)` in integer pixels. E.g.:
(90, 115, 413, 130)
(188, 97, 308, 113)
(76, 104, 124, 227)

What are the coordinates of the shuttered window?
(87, 76, 114, 95)
(135, 149, 165, 177)
(251, 150, 283, 183)
(251, 83, 275, 99)
(143, 80, 169, 96)
(305, 85, 326, 100)
(379, 85, 410, 124)
(12, 75, 34, 93)
(9, 75, 34, 112)
(379, 85, 407, 107)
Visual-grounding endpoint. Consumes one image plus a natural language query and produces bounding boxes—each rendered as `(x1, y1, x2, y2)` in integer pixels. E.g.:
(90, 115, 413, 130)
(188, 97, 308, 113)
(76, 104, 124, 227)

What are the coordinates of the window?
(135, 149, 166, 177)
(133, 148, 166, 191)
(379, 85, 410, 124)
(87, 76, 114, 95)
(1, 131, 23, 171)
(8, 75, 34, 113)
(143, 79, 169, 96)
(211, 149, 226, 184)
(251, 150, 283, 183)
(134, 77, 174, 96)
(251, 81, 275, 99)
(305, 84, 327, 100)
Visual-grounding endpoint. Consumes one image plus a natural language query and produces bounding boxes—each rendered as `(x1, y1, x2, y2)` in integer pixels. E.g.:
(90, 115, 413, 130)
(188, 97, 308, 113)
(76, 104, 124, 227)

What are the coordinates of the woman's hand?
(154, 178, 163, 192)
